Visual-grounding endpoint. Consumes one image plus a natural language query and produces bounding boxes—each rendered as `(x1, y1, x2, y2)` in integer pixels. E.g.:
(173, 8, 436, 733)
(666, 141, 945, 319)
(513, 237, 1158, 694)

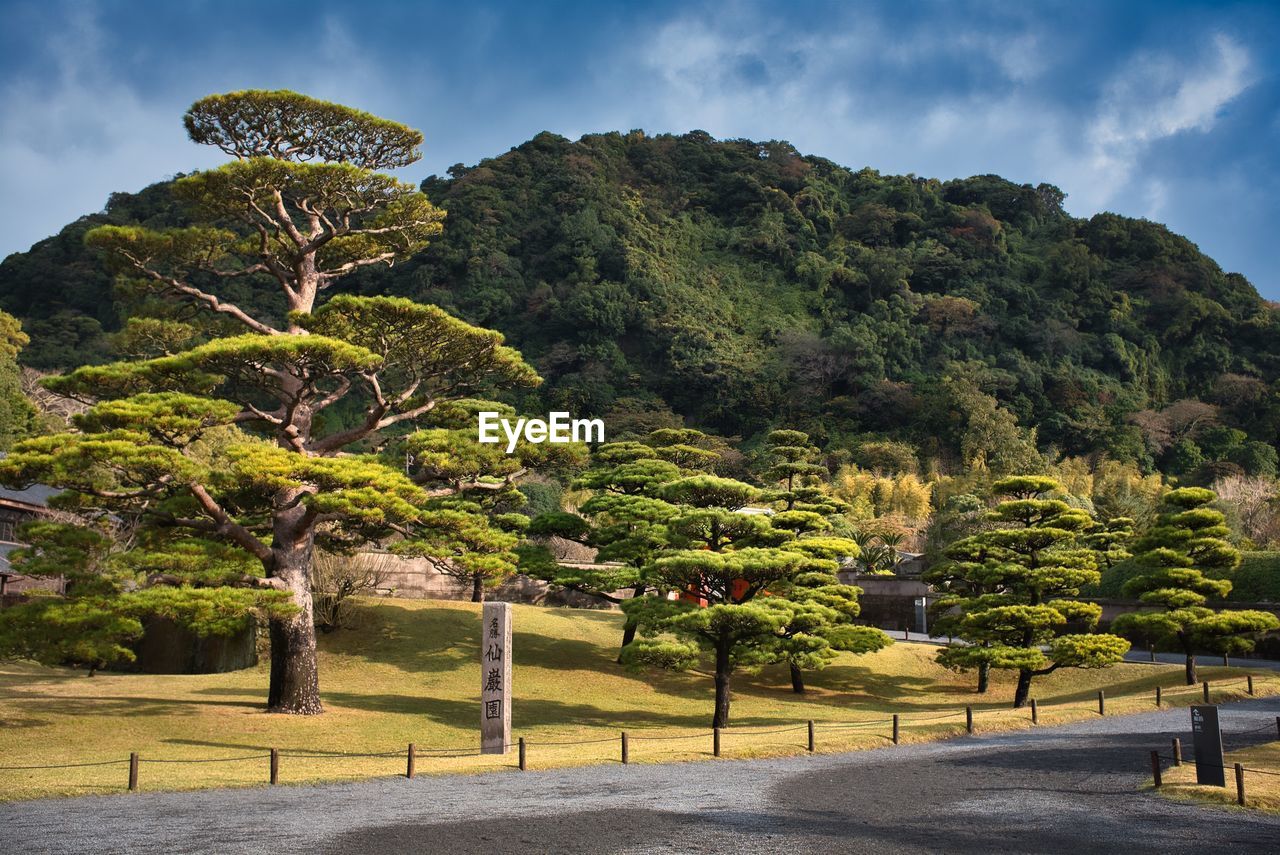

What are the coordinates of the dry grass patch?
(1157, 741, 1280, 813)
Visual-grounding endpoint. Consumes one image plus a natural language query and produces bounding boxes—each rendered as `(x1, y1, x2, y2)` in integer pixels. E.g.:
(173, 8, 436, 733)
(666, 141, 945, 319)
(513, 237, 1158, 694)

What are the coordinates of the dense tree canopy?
(6, 130, 1277, 480)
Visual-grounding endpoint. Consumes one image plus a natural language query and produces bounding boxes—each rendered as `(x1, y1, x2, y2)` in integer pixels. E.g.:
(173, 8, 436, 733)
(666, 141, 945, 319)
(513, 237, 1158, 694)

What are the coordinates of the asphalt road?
(5, 697, 1280, 854)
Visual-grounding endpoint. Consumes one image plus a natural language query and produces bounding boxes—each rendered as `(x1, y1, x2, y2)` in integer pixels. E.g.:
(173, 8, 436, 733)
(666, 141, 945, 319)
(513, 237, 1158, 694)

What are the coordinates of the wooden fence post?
(271, 748, 280, 785)
(1235, 763, 1245, 806)
(965, 706, 973, 735)
(518, 737, 526, 771)
(713, 728, 721, 757)
(1098, 690, 1105, 716)
(1155, 686, 1162, 707)
(405, 744, 414, 780)
(128, 752, 139, 792)
(1171, 737, 1181, 767)
(1030, 699, 1038, 725)
(621, 732, 629, 765)
(1150, 751, 1162, 788)
(807, 720, 815, 753)
(1247, 675, 1254, 696)
(892, 714, 899, 745)
(1203, 681, 1210, 703)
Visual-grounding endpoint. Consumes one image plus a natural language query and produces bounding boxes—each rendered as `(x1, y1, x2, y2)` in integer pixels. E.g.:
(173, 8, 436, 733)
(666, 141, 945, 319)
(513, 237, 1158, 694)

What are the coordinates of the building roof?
(0, 483, 58, 509)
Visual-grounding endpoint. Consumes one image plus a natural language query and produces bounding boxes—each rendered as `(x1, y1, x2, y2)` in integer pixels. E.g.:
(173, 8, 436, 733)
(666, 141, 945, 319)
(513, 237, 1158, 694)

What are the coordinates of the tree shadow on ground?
(7, 693, 259, 717)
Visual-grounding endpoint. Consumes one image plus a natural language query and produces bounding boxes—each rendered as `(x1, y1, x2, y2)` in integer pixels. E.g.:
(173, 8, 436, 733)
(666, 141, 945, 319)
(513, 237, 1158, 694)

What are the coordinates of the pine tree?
(1112, 487, 1280, 684)
(927, 476, 1130, 706)
(0, 92, 538, 713)
(760, 429, 828, 511)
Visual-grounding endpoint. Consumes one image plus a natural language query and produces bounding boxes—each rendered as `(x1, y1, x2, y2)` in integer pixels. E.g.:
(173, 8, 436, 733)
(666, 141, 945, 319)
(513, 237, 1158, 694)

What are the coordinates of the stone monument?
(481, 601, 512, 754)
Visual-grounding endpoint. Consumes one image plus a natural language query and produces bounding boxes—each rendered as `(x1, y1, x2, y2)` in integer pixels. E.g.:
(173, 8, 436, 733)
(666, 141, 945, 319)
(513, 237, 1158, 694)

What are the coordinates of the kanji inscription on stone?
(480, 601, 512, 754)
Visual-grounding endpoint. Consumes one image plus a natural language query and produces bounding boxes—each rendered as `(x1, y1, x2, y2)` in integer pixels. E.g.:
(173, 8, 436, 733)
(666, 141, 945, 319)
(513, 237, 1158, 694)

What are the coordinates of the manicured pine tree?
(1112, 487, 1279, 684)
(0, 519, 295, 673)
(928, 476, 1130, 707)
(0, 91, 539, 713)
(396, 399, 586, 602)
(621, 546, 807, 727)
(760, 429, 828, 511)
(529, 438, 684, 658)
(769, 545, 891, 694)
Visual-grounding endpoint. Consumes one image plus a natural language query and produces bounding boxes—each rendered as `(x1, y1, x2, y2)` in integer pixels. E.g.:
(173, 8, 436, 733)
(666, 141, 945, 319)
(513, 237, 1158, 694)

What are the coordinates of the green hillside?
(4, 131, 1279, 475)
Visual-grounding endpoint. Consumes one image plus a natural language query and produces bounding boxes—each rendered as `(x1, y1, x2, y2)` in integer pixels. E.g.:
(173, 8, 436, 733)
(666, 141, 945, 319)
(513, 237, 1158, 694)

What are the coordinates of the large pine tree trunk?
(713, 639, 733, 729)
(616, 582, 647, 663)
(266, 533, 322, 715)
(1012, 668, 1033, 708)
(471, 573, 485, 603)
(790, 662, 805, 694)
(977, 661, 990, 694)
(1182, 636, 1198, 686)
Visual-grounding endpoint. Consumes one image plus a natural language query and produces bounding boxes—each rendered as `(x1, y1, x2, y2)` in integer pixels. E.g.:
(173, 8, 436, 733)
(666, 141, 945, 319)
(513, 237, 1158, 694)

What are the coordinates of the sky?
(1, 0, 1278, 298)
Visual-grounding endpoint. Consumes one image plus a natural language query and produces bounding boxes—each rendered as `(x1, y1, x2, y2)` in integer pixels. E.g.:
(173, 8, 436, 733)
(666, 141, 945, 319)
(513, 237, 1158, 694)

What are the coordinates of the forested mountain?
(3, 130, 1279, 479)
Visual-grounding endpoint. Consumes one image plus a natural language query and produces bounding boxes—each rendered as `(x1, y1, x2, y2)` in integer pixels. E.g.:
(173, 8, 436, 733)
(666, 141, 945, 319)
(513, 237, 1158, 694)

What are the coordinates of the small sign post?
(481, 601, 512, 755)
(914, 596, 928, 636)
(1190, 705, 1225, 787)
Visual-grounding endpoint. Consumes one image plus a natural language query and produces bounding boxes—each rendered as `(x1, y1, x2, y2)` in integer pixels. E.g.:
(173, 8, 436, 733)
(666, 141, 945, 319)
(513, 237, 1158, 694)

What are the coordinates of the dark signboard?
(1190, 705, 1225, 787)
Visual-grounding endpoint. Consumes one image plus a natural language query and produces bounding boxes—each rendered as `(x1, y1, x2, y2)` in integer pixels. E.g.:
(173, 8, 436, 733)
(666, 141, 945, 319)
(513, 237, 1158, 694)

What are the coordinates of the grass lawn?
(2, 597, 1276, 801)
(1156, 741, 1280, 813)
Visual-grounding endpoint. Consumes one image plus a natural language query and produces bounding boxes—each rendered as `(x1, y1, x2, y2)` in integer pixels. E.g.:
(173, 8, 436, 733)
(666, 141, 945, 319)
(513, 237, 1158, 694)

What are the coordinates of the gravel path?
(5, 697, 1280, 854)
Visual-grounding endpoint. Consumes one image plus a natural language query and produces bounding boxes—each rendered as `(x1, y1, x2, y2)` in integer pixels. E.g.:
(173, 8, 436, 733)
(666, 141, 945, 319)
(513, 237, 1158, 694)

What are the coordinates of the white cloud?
(0, 6, 415, 258)
(624, 10, 1252, 224)
(1076, 33, 1252, 209)
(0, 4, 221, 257)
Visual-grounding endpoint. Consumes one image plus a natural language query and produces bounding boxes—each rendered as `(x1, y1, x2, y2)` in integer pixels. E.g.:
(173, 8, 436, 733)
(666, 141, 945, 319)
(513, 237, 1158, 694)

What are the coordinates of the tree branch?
(187, 482, 274, 566)
(117, 251, 281, 336)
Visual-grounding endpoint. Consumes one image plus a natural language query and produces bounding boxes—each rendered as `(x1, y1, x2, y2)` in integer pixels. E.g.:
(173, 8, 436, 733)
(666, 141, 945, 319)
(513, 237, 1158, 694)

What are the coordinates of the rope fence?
(1149, 744, 1280, 807)
(4, 672, 1275, 793)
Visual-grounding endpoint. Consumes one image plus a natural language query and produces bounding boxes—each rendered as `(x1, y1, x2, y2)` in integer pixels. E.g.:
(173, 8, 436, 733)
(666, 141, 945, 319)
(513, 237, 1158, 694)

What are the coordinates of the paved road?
(5, 697, 1280, 854)
(884, 630, 1280, 674)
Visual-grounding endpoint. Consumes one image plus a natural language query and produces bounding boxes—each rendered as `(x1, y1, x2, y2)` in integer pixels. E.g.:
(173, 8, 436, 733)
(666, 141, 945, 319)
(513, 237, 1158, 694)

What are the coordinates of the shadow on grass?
(7, 694, 259, 717)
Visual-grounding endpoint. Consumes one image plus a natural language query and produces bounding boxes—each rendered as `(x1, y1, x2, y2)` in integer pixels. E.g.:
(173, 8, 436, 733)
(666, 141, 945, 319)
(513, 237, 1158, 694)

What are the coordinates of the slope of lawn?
(1, 597, 1276, 801)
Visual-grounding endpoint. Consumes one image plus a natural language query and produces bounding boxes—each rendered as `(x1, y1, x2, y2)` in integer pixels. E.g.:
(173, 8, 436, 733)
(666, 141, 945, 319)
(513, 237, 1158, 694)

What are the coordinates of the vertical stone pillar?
(481, 601, 512, 754)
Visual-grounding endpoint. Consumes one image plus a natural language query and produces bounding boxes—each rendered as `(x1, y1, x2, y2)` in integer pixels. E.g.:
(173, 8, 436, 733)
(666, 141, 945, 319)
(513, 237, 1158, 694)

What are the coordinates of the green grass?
(1, 597, 1276, 801)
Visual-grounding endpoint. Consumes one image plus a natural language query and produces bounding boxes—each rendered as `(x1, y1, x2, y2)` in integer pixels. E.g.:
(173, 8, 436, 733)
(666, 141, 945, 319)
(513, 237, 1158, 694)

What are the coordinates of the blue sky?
(2, 0, 1278, 298)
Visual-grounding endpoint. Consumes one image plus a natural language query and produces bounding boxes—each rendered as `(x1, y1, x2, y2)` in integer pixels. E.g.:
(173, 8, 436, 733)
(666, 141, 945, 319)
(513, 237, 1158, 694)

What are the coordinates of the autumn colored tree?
(0, 91, 538, 713)
(1112, 487, 1280, 684)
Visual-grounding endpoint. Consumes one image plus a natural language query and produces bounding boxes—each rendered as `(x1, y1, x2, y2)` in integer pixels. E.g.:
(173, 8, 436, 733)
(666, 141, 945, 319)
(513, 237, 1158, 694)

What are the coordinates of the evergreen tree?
(0, 311, 42, 450)
(759, 429, 828, 511)
(0, 92, 538, 713)
(0, 519, 294, 674)
(769, 545, 891, 693)
(1112, 487, 1280, 684)
(928, 476, 1130, 706)
(621, 546, 807, 728)
(529, 438, 684, 658)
